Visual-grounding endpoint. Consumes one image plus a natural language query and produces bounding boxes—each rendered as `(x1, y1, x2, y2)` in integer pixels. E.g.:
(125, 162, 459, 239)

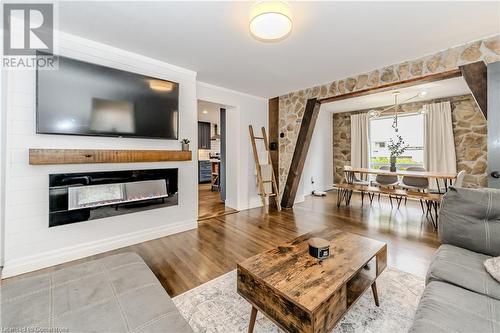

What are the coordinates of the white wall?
(196, 82, 268, 211)
(301, 110, 334, 196)
(1, 67, 6, 268)
(197, 101, 222, 125)
(2, 32, 198, 277)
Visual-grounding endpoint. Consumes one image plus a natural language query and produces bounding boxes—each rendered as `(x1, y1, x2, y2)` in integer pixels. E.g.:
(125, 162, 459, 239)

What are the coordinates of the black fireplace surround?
(49, 168, 178, 227)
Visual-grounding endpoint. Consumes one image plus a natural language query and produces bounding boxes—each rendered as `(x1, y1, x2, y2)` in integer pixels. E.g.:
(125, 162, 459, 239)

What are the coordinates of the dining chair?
(400, 166, 429, 191)
(350, 174, 370, 186)
(429, 170, 464, 194)
(453, 170, 466, 188)
(372, 166, 399, 203)
(399, 166, 429, 211)
(343, 171, 370, 205)
(343, 166, 370, 185)
(372, 166, 398, 187)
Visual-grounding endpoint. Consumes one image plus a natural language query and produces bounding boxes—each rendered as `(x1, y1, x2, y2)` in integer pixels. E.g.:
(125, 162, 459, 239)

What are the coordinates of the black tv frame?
(35, 52, 180, 140)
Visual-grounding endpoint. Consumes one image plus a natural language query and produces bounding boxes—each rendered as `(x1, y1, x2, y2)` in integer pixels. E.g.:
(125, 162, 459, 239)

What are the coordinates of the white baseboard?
(237, 197, 264, 211)
(305, 187, 335, 197)
(295, 194, 305, 203)
(1, 219, 197, 278)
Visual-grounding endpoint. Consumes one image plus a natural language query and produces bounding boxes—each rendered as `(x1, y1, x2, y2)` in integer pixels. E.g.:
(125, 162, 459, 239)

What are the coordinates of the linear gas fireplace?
(49, 168, 178, 227)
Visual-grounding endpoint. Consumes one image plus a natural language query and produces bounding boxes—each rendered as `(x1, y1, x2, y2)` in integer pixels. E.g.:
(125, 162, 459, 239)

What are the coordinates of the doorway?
(197, 100, 238, 220)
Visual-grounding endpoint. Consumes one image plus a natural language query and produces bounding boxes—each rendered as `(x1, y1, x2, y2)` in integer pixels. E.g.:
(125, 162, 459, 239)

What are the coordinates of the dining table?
(343, 166, 458, 193)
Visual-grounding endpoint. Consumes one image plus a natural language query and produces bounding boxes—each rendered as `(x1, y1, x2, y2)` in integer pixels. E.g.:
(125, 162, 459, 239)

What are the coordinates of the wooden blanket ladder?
(248, 125, 281, 211)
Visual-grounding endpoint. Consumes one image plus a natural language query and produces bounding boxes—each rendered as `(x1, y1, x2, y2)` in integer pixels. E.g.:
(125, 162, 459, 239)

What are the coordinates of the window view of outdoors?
(370, 114, 424, 169)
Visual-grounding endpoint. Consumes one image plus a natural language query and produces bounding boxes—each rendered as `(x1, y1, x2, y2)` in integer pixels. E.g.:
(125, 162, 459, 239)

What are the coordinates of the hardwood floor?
(3, 191, 439, 298)
(198, 183, 238, 220)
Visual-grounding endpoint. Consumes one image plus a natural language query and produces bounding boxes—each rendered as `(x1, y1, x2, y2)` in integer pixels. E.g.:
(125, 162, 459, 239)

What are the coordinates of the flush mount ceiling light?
(149, 80, 174, 92)
(249, 1, 292, 42)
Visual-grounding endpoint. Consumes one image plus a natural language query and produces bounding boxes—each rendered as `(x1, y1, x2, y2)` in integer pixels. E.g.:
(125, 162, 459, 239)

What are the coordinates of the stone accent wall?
(332, 111, 353, 184)
(279, 34, 499, 193)
(332, 95, 487, 188)
(452, 97, 488, 187)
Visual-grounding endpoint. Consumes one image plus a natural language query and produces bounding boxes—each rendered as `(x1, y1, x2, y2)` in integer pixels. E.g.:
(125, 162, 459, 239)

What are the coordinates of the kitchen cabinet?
(211, 161, 220, 191)
(198, 122, 211, 150)
(199, 160, 211, 183)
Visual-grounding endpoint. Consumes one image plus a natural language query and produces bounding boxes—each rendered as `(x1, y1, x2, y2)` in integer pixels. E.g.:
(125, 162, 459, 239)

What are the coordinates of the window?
(369, 114, 424, 169)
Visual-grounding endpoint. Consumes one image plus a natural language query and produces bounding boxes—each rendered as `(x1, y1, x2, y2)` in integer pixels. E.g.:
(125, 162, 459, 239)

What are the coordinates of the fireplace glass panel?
(125, 179, 168, 202)
(68, 179, 168, 210)
(69, 183, 124, 209)
(49, 168, 178, 227)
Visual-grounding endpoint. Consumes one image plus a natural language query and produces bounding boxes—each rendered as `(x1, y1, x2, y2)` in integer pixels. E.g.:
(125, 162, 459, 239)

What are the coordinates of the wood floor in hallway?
(198, 183, 238, 220)
(3, 191, 440, 297)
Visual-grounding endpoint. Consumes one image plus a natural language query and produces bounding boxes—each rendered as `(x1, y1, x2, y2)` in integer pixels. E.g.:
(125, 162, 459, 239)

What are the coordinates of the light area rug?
(173, 267, 424, 333)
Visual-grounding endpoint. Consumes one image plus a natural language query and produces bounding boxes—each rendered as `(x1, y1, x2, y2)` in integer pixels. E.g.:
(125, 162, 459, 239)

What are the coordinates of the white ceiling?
(197, 99, 225, 123)
(320, 76, 471, 113)
(58, 1, 500, 98)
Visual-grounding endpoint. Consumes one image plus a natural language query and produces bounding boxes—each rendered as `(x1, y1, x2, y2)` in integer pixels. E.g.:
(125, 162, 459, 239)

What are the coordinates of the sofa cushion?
(427, 244, 500, 301)
(439, 187, 500, 257)
(1, 252, 193, 333)
(410, 281, 500, 333)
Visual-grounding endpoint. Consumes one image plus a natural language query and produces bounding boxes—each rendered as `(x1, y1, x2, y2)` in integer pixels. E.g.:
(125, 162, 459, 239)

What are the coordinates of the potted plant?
(387, 134, 408, 172)
(180, 138, 190, 151)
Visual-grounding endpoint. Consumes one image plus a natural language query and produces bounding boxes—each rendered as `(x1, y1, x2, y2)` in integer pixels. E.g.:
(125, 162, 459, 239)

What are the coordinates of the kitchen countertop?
(199, 159, 220, 163)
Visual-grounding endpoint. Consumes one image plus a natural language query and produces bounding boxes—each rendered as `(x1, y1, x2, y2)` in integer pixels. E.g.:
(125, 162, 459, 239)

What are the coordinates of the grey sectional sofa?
(410, 187, 500, 333)
(1, 252, 193, 333)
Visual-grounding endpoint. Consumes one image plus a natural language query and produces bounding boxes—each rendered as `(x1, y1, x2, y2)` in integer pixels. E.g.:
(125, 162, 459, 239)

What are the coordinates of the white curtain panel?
(350, 113, 371, 179)
(424, 101, 457, 186)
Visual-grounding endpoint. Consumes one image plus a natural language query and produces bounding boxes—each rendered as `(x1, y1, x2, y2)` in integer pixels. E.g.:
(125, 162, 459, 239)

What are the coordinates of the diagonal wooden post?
(281, 98, 322, 208)
(460, 61, 487, 119)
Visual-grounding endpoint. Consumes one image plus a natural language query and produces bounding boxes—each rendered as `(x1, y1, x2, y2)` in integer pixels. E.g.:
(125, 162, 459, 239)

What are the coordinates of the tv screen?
(36, 54, 179, 139)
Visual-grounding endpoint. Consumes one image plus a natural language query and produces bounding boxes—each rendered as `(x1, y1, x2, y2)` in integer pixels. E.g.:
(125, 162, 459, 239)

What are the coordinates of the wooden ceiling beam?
(268, 97, 280, 191)
(281, 98, 321, 208)
(459, 61, 487, 119)
(318, 69, 462, 105)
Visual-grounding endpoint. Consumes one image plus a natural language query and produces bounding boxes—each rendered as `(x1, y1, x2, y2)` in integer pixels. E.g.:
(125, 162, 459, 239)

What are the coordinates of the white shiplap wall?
(2, 32, 198, 277)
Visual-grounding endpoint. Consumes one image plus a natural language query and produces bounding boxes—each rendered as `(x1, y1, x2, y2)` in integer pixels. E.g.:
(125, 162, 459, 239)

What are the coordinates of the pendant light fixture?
(249, 1, 293, 42)
(368, 90, 429, 123)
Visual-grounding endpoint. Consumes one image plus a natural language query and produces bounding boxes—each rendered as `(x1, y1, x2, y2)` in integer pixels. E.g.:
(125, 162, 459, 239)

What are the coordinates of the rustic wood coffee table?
(237, 229, 387, 333)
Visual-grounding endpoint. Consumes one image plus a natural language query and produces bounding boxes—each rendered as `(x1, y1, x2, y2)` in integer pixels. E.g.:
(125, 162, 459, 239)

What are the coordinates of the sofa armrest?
(439, 187, 500, 257)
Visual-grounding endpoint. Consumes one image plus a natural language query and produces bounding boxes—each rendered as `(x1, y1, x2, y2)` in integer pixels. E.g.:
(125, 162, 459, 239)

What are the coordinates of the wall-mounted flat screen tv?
(36, 53, 179, 139)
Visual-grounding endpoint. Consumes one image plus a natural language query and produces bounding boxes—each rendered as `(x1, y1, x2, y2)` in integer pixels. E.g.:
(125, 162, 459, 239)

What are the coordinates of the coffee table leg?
(371, 281, 379, 307)
(248, 306, 258, 333)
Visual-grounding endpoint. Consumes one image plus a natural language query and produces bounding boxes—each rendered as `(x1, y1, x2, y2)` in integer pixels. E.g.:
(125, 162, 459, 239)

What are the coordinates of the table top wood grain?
(344, 166, 457, 179)
(237, 229, 386, 313)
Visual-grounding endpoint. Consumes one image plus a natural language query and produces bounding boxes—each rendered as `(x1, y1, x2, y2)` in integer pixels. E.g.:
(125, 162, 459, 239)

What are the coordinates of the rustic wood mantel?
(29, 149, 192, 165)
